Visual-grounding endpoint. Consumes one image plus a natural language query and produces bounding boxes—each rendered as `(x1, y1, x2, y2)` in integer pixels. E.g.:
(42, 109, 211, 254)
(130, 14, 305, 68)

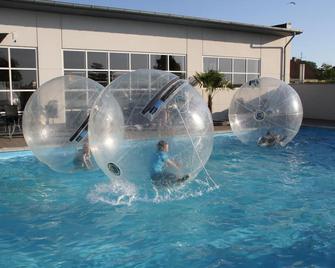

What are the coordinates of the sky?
(59, 0, 334, 67)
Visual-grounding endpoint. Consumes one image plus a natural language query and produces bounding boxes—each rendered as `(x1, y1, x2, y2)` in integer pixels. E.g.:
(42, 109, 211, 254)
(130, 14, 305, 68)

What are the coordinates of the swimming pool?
(1, 127, 334, 267)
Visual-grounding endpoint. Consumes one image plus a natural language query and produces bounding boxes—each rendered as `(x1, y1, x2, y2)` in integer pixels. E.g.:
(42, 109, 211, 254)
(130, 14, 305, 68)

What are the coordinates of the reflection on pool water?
(0, 127, 335, 267)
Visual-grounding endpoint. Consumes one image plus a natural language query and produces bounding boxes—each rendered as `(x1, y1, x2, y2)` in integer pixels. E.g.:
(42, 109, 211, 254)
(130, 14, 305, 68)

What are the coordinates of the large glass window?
(203, 56, 260, 86)
(12, 91, 34, 111)
(11, 48, 36, 68)
(63, 50, 187, 85)
(0, 70, 9, 89)
(63, 51, 85, 69)
(172, 72, 186, 79)
(131, 54, 149, 70)
(151, 55, 168, 70)
(88, 71, 108, 87)
(219, 58, 232, 73)
(12, 70, 37, 89)
(0, 47, 37, 111)
(247, 59, 260, 73)
(233, 59, 246, 73)
(0, 48, 8, 68)
(87, 52, 108, 70)
(110, 71, 128, 81)
(0, 91, 11, 107)
(233, 73, 246, 85)
(169, 55, 185, 71)
(64, 70, 86, 77)
(203, 57, 218, 72)
(247, 73, 259, 82)
(110, 53, 129, 70)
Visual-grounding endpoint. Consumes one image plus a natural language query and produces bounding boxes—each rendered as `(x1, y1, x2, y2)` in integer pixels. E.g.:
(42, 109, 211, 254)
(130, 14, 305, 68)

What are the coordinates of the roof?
(0, 0, 302, 37)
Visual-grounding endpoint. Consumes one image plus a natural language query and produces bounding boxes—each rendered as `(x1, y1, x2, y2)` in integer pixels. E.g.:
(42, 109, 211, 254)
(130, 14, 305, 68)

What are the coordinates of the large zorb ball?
(23, 75, 105, 173)
(229, 77, 303, 146)
(89, 69, 214, 190)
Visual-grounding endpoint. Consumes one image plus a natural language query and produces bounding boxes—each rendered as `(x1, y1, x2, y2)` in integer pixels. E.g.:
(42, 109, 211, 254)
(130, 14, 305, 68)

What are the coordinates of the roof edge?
(0, 0, 303, 37)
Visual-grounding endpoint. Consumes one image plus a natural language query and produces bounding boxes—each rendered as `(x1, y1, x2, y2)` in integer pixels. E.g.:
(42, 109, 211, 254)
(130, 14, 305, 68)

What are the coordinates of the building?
(290, 57, 318, 83)
(0, 0, 302, 118)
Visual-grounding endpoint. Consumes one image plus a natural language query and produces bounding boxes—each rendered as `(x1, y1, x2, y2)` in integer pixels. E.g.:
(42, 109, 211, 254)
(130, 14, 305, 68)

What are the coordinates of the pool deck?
(0, 119, 334, 152)
(301, 118, 335, 129)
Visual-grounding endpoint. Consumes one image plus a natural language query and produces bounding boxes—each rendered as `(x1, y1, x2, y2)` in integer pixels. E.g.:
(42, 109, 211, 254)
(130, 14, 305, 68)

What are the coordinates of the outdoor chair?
(0, 105, 6, 135)
(4, 105, 21, 139)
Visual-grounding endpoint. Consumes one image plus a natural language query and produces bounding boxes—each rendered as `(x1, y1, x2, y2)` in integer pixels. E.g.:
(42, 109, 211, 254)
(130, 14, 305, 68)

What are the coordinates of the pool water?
(1, 127, 335, 267)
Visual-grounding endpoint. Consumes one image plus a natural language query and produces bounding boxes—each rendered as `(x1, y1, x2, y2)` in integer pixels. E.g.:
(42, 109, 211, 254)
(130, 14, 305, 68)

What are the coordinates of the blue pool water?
(1, 127, 335, 268)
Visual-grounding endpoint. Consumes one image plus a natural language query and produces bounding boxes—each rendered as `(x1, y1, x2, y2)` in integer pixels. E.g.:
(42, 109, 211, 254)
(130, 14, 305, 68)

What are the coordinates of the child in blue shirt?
(152, 140, 189, 187)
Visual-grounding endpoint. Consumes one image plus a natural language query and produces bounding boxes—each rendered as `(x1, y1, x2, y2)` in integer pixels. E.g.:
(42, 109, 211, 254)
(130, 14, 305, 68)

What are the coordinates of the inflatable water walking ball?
(23, 75, 105, 173)
(89, 69, 214, 190)
(229, 77, 303, 147)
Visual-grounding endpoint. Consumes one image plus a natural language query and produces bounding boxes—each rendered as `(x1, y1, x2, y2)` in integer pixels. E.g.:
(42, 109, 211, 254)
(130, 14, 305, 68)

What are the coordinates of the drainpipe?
(282, 33, 296, 82)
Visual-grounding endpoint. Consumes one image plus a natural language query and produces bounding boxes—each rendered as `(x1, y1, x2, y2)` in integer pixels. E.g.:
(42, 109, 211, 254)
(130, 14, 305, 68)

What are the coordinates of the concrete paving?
(0, 119, 333, 152)
(0, 125, 232, 151)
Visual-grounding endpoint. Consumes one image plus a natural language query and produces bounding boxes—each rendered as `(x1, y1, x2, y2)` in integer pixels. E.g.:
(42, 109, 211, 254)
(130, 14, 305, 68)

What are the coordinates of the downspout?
(282, 33, 296, 82)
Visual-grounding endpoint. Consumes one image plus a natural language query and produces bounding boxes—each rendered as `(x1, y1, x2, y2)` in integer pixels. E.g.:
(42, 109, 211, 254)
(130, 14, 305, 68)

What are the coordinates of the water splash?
(87, 179, 137, 206)
(87, 174, 219, 206)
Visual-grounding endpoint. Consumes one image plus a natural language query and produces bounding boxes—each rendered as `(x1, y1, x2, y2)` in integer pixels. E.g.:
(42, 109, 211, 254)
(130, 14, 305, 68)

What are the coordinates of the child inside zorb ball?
(23, 75, 105, 173)
(229, 77, 303, 147)
(151, 140, 189, 187)
(88, 69, 214, 190)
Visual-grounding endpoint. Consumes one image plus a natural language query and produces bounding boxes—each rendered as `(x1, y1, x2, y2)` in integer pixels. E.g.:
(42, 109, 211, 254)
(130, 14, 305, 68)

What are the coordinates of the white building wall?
(293, 84, 335, 121)
(36, 13, 63, 84)
(0, 7, 293, 117)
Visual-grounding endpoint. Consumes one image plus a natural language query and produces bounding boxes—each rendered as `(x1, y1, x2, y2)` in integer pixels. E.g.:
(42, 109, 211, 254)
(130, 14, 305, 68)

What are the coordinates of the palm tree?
(193, 70, 233, 113)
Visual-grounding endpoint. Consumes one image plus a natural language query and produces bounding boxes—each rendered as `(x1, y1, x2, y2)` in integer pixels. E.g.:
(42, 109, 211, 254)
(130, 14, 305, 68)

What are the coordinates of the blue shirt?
(152, 151, 168, 173)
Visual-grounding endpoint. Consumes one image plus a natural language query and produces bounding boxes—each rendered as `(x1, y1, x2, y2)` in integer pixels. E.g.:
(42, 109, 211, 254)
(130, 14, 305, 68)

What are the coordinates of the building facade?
(0, 0, 301, 117)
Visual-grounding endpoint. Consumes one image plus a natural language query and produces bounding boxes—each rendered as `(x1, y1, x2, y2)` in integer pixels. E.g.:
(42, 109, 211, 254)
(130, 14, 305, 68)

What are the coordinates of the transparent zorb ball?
(89, 69, 214, 191)
(23, 75, 105, 173)
(229, 77, 303, 146)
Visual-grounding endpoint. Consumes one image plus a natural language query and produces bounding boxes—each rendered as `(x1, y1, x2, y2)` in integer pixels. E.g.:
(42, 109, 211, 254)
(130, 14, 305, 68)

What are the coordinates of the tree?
(318, 63, 335, 80)
(193, 70, 233, 113)
(304, 60, 318, 70)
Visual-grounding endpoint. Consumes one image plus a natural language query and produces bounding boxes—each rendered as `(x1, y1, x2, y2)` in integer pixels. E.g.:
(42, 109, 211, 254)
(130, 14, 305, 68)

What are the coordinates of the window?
(0, 91, 11, 106)
(0, 70, 9, 89)
(110, 53, 129, 70)
(219, 58, 232, 73)
(169, 55, 185, 72)
(110, 71, 128, 81)
(131, 54, 149, 69)
(63, 51, 85, 69)
(151, 55, 168, 70)
(234, 59, 246, 73)
(0, 47, 37, 110)
(63, 50, 187, 85)
(203, 57, 218, 72)
(233, 73, 246, 85)
(150, 54, 186, 78)
(12, 91, 34, 111)
(11, 49, 36, 68)
(247, 59, 260, 73)
(203, 56, 260, 86)
(87, 52, 108, 70)
(88, 71, 108, 87)
(12, 70, 37, 89)
(0, 48, 9, 68)
(64, 70, 86, 77)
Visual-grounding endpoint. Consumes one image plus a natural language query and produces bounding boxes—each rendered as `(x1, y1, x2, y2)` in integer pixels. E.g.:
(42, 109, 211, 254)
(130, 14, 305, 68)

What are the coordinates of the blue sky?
(59, 0, 334, 67)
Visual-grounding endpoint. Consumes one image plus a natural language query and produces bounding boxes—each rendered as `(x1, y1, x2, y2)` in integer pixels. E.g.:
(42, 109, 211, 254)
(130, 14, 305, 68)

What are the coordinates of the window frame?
(62, 49, 187, 85)
(0, 46, 38, 108)
(87, 51, 109, 70)
(202, 55, 261, 86)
